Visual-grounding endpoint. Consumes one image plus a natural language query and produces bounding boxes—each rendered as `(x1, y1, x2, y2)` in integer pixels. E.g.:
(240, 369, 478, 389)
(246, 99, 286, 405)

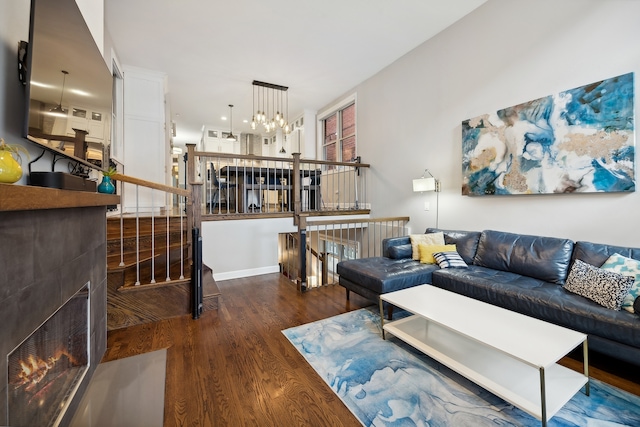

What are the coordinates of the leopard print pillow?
(564, 259, 635, 310)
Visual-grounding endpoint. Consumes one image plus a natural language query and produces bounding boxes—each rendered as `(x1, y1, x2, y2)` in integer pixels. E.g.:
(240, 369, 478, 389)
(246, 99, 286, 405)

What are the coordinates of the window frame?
(317, 94, 357, 165)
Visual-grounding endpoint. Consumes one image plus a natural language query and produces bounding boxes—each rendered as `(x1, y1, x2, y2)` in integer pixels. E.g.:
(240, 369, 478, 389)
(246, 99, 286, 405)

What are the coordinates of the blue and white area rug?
(283, 309, 640, 426)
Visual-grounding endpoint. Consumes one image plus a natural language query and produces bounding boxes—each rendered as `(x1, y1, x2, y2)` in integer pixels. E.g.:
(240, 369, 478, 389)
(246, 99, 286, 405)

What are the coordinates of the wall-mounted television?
(23, 0, 112, 173)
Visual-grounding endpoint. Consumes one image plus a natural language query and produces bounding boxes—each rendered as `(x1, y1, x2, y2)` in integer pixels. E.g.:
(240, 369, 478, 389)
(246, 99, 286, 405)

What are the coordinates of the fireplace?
(1, 187, 115, 425)
(7, 283, 90, 427)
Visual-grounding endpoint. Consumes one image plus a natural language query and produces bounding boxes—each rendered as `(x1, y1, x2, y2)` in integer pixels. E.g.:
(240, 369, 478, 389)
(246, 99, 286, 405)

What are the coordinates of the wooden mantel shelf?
(0, 183, 120, 212)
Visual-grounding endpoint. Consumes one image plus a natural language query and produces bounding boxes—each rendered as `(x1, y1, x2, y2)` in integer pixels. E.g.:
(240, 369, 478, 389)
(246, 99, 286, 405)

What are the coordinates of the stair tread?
(203, 266, 220, 298)
(117, 276, 191, 292)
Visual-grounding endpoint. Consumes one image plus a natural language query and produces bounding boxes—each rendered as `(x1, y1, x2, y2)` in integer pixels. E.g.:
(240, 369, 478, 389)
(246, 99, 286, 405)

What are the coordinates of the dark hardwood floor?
(104, 273, 640, 426)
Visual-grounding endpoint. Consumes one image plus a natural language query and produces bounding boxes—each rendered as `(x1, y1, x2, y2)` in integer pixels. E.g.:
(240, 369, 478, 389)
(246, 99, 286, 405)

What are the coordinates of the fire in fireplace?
(7, 282, 90, 427)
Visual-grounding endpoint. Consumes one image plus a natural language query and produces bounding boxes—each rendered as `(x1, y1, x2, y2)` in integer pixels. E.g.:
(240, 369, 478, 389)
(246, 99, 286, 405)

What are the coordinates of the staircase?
(107, 215, 189, 289)
(106, 215, 220, 331)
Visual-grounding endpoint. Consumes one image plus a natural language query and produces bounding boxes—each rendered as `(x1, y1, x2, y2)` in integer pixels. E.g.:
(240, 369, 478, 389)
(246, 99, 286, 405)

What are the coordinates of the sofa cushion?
(573, 240, 640, 267)
(432, 266, 640, 349)
(426, 228, 482, 265)
(433, 251, 468, 269)
(388, 244, 412, 260)
(336, 257, 437, 295)
(409, 232, 444, 260)
(564, 259, 634, 310)
(600, 253, 640, 312)
(473, 230, 574, 285)
(418, 244, 456, 264)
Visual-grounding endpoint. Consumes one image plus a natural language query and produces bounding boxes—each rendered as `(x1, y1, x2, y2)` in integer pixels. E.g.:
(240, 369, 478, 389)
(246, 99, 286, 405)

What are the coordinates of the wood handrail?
(192, 151, 370, 169)
(307, 216, 410, 227)
(112, 173, 190, 198)
(293, 158, 371, 168)
(193, 151, 295, 164)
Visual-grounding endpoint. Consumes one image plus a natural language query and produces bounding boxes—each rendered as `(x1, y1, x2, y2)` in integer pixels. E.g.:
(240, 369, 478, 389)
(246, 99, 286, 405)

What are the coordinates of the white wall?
(122, 66, 168, 212)
(202, 218, 297, 280)
(349, 0, 640, 247)
(75, 0, 104, 55)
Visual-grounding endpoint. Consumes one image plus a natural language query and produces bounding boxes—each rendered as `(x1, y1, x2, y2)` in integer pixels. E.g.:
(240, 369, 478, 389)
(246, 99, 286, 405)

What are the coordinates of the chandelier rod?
(252, 80, 288, 91)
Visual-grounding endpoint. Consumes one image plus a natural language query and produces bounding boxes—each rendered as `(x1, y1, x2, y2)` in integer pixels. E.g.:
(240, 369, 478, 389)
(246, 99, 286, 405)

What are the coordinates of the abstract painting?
(462, 73, 635, 196)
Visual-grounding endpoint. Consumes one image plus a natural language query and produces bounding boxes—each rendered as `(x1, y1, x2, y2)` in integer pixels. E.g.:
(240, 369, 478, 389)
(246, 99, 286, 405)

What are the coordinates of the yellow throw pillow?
(419, 244, 456, 264)
(409, 232, 444, 260)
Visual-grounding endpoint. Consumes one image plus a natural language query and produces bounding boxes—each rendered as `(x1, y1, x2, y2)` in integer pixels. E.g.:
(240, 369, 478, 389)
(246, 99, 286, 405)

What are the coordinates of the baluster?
(135, 185, 140, 286)
(166, 192, 171, 281)
(119, 179, 125, 267)
(150, 189, 156, 284)
(180, 195, 185, 279)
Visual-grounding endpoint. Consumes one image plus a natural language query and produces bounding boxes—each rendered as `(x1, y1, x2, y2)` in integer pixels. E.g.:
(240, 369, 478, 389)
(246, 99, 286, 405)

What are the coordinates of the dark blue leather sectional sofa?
(336, 228, 640, 365)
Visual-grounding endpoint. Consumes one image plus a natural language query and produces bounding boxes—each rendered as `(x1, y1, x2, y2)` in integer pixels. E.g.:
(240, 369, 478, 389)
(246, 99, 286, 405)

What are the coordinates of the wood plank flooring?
(107, 264, 219, 331)
(104, 274, 640, 426)
(104, 274, 370, 426)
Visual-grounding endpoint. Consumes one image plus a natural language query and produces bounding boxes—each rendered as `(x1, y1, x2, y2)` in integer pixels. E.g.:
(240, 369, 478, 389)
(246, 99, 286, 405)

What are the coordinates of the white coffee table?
(380, 285, 589, 426)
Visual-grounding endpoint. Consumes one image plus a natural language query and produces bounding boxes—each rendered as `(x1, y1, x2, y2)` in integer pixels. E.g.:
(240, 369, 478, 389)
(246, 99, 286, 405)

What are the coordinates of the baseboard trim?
(213, 265, 280, 281)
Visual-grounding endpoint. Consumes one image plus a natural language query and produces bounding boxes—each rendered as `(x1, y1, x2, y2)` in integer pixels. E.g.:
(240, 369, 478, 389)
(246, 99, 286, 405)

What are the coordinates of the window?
(321, 100, 356, 165)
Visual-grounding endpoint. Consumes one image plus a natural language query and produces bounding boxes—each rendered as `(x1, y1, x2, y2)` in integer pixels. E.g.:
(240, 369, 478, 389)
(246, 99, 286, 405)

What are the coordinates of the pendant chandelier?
(226, 104, 237, 141)
(251, 80, 290, 135)
(50, 70, 69, 116)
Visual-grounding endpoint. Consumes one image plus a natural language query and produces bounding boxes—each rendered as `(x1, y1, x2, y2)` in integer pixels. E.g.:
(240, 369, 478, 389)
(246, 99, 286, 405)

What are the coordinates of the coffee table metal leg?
(379, 298, 386, 340)
(583, 338, 590, 396)
(540, 367, 547, 427)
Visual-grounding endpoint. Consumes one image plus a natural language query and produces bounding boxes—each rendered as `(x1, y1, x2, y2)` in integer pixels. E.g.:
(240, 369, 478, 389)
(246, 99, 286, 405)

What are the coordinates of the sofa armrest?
(382, 236, 411, 257)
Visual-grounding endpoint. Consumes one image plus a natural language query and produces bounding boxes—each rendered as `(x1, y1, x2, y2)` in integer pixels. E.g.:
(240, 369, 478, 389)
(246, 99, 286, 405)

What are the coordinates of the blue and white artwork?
(462, 73, 635, 196)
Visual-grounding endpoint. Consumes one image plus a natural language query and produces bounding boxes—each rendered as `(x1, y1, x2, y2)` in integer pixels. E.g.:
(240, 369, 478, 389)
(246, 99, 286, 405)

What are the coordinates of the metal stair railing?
(279, 216, 410, 291)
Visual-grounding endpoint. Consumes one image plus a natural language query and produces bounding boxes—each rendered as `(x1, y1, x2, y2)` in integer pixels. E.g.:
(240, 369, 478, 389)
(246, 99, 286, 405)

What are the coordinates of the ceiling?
(105, 0, 487, 147)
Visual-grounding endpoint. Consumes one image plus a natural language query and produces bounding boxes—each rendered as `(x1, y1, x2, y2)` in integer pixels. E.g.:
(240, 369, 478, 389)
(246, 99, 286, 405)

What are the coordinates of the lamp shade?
(413, 177, 436, 192)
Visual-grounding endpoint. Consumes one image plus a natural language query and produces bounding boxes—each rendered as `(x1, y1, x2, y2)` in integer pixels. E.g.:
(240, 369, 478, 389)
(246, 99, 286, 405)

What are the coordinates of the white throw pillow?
(409, 232, 444, 261)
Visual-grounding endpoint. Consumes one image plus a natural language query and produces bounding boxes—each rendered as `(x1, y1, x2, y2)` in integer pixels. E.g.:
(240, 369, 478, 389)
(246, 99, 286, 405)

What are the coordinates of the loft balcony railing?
(185, 144, 370, 219)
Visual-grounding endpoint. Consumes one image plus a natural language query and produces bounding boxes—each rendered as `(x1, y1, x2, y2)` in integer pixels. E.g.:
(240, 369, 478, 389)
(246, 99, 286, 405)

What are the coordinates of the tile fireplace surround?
(0, 184, 119, 426)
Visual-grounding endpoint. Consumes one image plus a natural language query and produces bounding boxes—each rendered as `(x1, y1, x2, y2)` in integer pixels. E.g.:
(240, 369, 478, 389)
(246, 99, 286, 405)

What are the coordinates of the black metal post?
(192, 227, 203, 319)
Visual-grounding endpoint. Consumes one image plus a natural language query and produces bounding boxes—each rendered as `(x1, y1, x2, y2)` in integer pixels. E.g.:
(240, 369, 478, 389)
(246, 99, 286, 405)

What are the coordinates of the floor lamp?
(413, 169, 441, 228)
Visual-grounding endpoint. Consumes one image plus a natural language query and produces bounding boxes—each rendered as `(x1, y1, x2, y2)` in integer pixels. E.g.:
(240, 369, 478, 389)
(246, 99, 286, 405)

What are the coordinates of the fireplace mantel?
(0, 183, 117, 426)
(0, 183, 119, 211)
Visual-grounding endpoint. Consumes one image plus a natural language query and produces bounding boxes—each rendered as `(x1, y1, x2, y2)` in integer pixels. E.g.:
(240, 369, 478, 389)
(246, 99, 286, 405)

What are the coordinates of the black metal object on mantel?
(29, 171, 97, 192)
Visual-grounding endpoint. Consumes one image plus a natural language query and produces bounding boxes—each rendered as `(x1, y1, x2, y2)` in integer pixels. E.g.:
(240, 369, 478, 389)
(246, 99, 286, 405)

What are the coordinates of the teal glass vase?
(97, 176, 115, 194)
